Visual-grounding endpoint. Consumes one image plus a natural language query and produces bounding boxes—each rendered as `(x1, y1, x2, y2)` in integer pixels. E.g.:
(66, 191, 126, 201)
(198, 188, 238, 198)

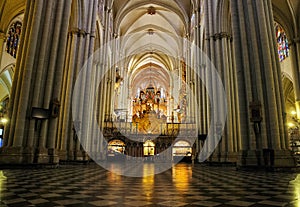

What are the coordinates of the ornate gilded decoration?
(132, 86, 167, 134)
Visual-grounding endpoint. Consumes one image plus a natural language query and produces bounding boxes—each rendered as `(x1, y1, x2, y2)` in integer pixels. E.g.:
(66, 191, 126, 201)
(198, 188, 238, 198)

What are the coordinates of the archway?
(0, 67, 13, 145)
(0, 15, 23, 134)
(172, 140, 192, 162)
(0, 66, 13, 101)
(143, 140, 155, 156)
(282, 74, 300, 160)
(107, 139, 125, 158)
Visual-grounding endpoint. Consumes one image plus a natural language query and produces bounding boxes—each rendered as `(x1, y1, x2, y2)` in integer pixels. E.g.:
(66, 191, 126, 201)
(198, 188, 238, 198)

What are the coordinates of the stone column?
(102, 7, 113, 120)
(203, 0, 223, 162)
(3, 0, 31, 149)
(211, 32, 238, 162)
(0, 0, 72, 164)
(58, 29, 79, 161)
(230, 0, 296, 168)
(73, 0, 98, 161)
(28, 0, 58, 162)
(193, 7, 200, 153)
(291, 37, 300, 120)
(1, 0, 44, 163)
(85, 2, 110, 160)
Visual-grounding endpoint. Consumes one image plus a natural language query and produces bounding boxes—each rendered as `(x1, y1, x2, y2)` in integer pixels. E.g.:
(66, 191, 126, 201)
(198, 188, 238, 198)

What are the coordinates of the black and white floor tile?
(0, 163, 299, 207)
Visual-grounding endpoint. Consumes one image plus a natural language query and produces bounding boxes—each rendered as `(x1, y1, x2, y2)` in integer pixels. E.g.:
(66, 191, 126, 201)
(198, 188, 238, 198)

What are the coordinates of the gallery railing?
(102, 119, 197, 138)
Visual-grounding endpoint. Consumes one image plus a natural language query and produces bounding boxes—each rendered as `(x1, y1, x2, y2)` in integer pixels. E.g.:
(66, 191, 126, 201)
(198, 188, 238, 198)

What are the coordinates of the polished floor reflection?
(0, 163, 299, 207)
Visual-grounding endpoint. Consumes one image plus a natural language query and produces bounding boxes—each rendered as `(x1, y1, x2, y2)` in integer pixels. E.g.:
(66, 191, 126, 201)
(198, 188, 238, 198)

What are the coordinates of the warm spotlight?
(288, 122, 295, 128)
(0, 118, 8, 124)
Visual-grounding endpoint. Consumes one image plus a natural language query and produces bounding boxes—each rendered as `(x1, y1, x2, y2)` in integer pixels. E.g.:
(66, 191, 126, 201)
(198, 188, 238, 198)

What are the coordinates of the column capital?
(194, 7, 201, 13)
(104, 6, 112, 13)
(68, 28, 87, 37)
(210, 32, 232, 41)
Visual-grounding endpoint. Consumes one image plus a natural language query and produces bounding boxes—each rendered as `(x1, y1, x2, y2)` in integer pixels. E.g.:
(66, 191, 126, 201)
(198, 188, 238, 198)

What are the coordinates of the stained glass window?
(275, 24, 289, 62)
(6, 21, 22, 58)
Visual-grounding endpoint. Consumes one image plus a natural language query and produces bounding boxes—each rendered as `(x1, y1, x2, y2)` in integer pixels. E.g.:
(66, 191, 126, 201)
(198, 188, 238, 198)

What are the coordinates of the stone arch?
(282, 73, 296, 120)
(0, 13, 24, 103)
(143, 140, 155, 156)
(0, 64, 14, 101)
(271, 18, 299, 120)
(0, 2, 25, 33)
(272, 8, 294, 43)
(114, 1, 189, 35)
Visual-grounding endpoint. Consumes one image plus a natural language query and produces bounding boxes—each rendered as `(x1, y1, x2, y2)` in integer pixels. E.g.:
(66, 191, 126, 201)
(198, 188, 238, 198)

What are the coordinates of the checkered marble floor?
(0, 163, 299, 207)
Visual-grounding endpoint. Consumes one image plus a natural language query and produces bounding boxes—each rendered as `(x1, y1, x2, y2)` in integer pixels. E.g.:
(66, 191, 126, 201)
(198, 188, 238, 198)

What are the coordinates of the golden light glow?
(0, 178, 2, 200)
(0, 118, 8, 124)
(173, 141, 192, 156)
(144, 141, 155, 156)
(172, 165, 192, 193)
(291, 111, 297, 116)
(288, 123, 295, 128)
(143, 164, 154, 200)
(107, 140, 125, 155)
(290, 175, 300, 207)
(0, 171, 7, 201)
(0, 171, 6, 178)
(107, 170, 122, 183)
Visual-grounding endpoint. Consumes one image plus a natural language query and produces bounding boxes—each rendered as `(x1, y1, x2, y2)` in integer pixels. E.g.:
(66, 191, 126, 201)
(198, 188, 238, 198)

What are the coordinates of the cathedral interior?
(0, 0, 300, 206)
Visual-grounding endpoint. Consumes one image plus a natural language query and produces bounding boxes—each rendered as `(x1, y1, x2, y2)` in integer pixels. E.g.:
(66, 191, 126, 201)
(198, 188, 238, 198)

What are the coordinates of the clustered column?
(210, 31, 240, 162)
(0, 0, 72, 164)
(290, 37, 300, 119)
(201, 0, 229, 162)
(230, 0, 295, 168)
(94, 3, 115, 160)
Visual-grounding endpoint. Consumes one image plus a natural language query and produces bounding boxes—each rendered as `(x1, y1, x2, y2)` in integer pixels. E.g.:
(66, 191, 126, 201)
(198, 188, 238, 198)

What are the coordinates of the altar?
(132, 86, 168, 134)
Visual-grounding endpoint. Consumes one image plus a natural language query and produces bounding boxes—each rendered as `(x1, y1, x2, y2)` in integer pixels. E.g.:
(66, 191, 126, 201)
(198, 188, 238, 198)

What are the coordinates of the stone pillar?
(0, 0, 72, 164)
(103, 8, 113, 118)
(230, 0, 296, 168)
(72, 0, 98, 161)
(58, 29, 80, 161)
(194, 6, 201, 153)
(1, 0, 45, 163)
(2, 0, 31, 149)
(202, 0, 226, 162)
(97, 29, 110, 160)
(211, 32, 239, 162)
(291, 37, 300, 120)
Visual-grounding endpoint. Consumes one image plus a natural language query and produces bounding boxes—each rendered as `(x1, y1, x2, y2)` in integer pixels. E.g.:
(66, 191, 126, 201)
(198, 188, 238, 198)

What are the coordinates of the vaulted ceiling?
(272, 0, 300, 39)
(112, 0, 191, 94)
(0, 0, 299, 100)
